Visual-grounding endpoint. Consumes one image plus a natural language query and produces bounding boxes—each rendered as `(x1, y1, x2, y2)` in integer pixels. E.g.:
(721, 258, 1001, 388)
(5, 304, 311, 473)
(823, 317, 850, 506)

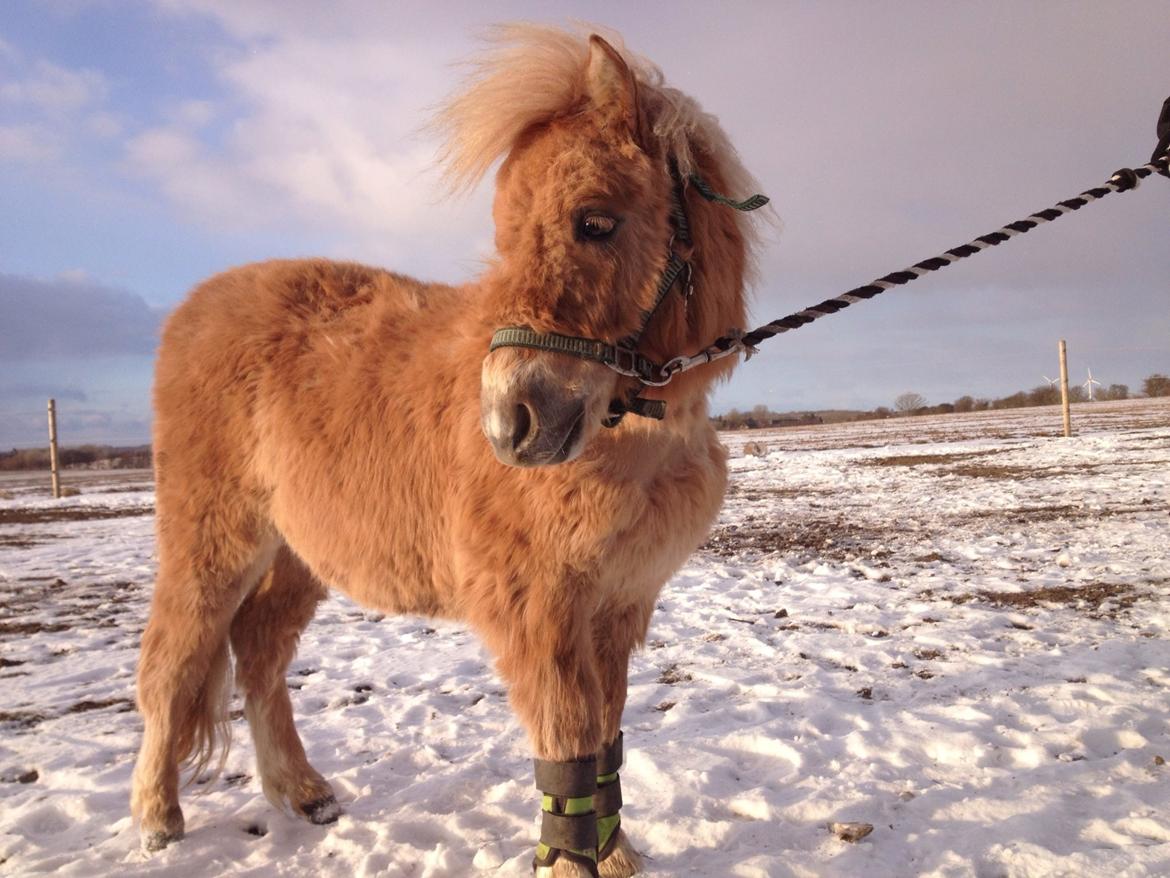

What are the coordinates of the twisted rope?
(671, 155, 1169, 374)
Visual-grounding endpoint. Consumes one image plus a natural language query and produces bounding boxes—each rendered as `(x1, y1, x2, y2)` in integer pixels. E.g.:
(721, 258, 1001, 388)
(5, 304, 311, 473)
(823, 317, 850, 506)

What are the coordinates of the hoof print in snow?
(301, 794, 342, 825)
(774, 608, 788, 618)
(654, 700, 676, 712)
(829, 822, 874, 843)
(244, 823, 267, 838)
(1154, 755, 1165, 766)
(855, 687, 873, 700)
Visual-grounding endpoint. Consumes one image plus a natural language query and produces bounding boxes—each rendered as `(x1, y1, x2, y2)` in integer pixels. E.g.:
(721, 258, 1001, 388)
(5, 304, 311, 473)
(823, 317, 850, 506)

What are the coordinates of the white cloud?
(0, 47, 112, 172)
(86, 111, 123, 138)
(120, 17, 492, 278)
(0, 58, 106, 112)
(0, 123, 62, 162)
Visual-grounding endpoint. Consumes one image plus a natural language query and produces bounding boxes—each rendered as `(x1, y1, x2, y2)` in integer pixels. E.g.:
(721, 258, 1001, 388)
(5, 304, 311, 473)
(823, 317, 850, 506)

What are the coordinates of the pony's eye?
(578, 212, 619, 242)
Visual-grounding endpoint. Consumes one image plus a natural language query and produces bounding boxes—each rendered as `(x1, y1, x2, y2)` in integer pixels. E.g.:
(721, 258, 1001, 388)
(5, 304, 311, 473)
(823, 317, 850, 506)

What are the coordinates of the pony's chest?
(591, 440, 728, 600)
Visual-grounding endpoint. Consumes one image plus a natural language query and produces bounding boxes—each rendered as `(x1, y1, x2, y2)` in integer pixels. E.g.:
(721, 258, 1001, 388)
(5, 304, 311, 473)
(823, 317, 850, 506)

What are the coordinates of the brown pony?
(132, 25, 764, 878)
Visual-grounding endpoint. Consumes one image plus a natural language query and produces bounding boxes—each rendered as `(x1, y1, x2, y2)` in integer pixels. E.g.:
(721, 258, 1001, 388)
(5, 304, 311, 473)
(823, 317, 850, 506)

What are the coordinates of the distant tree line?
(711, 405, 824, 431)
(0, 445, 152, 471)
(712, 372, 1169, 429)
(893, 372, 1169, 417)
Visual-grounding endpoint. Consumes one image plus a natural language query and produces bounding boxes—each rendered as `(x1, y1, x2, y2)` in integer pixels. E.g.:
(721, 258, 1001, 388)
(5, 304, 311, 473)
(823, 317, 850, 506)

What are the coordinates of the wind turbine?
(1083, 367, 1101, 401)
(1043, 375, 1059, 388)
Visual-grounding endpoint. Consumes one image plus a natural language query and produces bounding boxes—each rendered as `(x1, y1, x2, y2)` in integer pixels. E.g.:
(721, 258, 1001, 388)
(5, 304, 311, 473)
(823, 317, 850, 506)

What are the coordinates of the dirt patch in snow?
(703, 516, 893, 562)
(976, 582, 1144, 615)
(0, 505, 154, 525)
(862, 451, 998, 467)
(958, 502, 1167, 523)
(934, 581, 1159, 618)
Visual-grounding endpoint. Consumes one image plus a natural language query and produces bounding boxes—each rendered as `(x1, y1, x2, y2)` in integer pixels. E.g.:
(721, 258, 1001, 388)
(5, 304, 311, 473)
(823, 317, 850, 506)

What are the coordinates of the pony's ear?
(585, 34, 648, 149)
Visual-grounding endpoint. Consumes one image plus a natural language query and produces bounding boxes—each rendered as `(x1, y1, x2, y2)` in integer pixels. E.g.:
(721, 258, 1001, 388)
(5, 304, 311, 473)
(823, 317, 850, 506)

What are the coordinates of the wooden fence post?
(47, 398, 61, 498)
(1058, 340, 1072, 438)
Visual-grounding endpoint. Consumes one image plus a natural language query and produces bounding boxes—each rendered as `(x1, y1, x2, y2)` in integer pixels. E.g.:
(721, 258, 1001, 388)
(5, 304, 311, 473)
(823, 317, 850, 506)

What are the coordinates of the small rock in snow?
(1056, 552, 1073, 567)
(829, 822, 874, 843)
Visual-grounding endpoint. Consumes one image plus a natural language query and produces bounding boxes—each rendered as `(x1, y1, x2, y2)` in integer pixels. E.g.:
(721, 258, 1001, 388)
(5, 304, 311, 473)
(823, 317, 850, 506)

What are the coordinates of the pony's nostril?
(511, 403, 535, 451)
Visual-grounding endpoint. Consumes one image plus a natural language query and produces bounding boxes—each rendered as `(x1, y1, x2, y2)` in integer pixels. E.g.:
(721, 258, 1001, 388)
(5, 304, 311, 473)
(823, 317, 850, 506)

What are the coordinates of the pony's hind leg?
(230, 544, 338, 823)
(132, 530, 279, 851)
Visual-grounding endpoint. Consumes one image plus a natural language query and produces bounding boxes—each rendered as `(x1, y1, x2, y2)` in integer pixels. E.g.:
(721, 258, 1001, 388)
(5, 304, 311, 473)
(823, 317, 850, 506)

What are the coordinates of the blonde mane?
(434, 23, 766, 251)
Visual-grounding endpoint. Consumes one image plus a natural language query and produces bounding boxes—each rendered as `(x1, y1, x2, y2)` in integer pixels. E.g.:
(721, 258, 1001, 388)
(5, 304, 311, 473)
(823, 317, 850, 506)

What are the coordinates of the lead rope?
(663, 144, 1170, 381)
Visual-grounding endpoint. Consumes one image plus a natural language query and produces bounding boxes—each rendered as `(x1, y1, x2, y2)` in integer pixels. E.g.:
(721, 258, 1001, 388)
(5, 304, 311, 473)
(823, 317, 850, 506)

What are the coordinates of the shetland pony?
(132, 25, 764, 877)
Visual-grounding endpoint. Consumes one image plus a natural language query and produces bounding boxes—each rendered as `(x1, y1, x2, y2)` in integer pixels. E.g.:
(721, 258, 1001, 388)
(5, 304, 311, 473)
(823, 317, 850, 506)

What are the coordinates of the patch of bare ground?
(0, 620, 70, 636)
(936, 462, 1157, 480)
(942, 463, 1039, 479)
(0, 535, 45, 548)
(958, 501, 1166, 524)
(0, 579, 144, 646)
(862, 451, 998, 468)
(66, 697, 134, 715)
(657, 664, 693, 685)
(703, 517, 893, 562)
(0, 709, 49, 730)
(1, 697, 135, 732)
(0, 505, 153, 525)
(726, 484, 831, 501)
(927, 582, 1159, 618)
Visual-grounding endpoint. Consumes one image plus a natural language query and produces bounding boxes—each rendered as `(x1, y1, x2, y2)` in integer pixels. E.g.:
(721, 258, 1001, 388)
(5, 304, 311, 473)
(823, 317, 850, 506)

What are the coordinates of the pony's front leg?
(591, 603, 651, 878)
(483, 587, 605, 877)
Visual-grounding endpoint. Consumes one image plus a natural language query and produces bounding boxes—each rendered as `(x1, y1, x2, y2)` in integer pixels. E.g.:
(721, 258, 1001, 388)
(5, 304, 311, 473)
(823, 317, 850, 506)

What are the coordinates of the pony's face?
(481, 36, 670, 468)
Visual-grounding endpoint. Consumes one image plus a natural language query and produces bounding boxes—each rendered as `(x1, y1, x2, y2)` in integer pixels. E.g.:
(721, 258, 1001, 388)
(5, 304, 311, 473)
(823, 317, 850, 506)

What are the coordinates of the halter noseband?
(488, 170, 768, 427)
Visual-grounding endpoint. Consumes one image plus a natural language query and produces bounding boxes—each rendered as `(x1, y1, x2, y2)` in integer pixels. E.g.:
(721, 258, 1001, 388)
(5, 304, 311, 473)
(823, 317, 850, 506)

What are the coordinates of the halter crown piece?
(488, 169, 770, 427)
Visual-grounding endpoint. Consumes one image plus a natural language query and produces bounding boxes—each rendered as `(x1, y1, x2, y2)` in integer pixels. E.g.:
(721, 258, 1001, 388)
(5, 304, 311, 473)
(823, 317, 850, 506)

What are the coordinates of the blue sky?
(2, 1, 1168, 446)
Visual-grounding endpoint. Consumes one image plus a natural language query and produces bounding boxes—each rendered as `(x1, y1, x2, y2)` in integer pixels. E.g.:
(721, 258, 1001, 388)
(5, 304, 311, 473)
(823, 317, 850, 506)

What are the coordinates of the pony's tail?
(177, 638, 234, 788)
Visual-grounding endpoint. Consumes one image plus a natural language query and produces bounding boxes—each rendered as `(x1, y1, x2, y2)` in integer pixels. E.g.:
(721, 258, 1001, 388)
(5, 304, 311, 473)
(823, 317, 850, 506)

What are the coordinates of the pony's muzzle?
(482, 382, 587, 467)
(482, 346, 617, 467)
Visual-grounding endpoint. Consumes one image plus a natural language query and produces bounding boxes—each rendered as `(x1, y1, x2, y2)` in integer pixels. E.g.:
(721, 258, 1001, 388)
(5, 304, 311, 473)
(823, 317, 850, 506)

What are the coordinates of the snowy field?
(1, 398, 1168, 877)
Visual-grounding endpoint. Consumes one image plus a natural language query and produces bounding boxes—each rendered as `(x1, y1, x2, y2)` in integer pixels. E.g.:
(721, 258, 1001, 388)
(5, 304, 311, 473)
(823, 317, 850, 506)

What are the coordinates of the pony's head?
(436, 26, 764, 467)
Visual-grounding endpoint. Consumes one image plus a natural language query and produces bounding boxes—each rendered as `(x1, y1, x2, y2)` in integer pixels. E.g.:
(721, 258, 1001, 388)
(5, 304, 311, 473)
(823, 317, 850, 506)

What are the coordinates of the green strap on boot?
(533, 755, 599, 875)
(595, 732, 625, 861)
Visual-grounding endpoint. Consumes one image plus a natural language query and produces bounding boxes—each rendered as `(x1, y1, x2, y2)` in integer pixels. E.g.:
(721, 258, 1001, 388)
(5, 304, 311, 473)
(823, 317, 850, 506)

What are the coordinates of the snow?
(2, 398, 1168, 876)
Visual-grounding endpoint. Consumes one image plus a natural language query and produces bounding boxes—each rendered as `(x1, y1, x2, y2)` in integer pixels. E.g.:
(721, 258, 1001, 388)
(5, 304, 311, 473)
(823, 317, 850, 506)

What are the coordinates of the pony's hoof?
(534, 858, 599, 877)
(299, 794, 342, 825)
(141, 827, 183, 853)
(599, 828, 644, 878)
